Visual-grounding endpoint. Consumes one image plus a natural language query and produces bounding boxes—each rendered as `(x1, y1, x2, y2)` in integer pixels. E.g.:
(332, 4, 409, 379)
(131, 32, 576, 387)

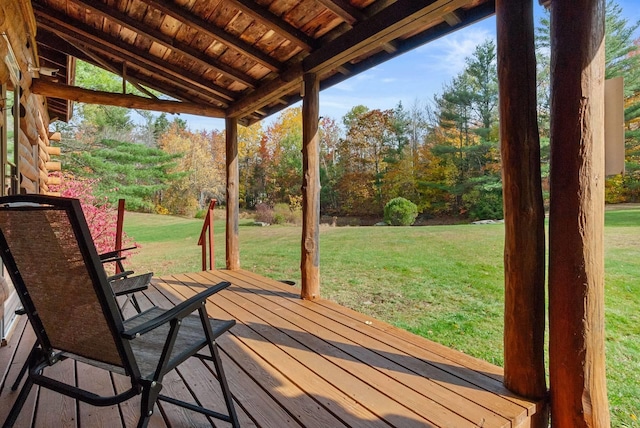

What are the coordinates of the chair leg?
(130, 294, 142, 313)
(137, 380, 162, 428)
(2, 377, 35, 428)
(11, 342, 38, 391)
(209, 343, 240, 428)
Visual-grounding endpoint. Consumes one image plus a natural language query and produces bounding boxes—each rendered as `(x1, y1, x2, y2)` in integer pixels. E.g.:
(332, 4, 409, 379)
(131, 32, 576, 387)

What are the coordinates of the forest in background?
(52, 2, 640, 222)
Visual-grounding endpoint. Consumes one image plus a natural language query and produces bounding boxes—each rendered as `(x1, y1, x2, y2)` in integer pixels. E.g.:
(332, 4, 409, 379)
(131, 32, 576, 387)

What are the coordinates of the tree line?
(55, 1, 640, 221)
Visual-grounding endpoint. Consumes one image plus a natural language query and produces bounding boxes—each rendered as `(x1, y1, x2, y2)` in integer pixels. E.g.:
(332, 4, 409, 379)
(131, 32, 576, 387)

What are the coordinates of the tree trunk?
(496, 1, 548, 426)
(548, 0, 610, 426)
(225, 117, 240, 270)
(300, 73, 320, 300)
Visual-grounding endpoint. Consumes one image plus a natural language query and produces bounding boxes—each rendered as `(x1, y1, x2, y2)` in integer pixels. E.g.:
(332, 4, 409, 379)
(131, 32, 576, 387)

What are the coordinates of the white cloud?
(417, 26, 495, 75)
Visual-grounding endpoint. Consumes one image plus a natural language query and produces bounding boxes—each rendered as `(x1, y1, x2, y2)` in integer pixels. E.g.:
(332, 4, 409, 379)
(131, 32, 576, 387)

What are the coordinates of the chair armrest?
(99, 246, 138, 261)
(121, 281, 231, 339)
(108, 271, 135, 281)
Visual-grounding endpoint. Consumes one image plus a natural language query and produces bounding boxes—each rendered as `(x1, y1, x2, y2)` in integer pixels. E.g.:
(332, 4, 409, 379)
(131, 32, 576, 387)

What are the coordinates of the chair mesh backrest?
(0, 203, 125, 368)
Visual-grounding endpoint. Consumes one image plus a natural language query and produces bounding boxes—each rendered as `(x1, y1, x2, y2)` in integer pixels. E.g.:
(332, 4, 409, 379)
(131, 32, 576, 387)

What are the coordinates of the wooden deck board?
(225, 269, 537, 422)
(1, 269, 540, 427)
(178, 271, 491, 427)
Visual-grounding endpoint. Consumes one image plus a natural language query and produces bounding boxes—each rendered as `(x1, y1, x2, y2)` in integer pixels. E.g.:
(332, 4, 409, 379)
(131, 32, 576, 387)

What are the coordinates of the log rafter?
(28, 0, 495, 123)
(69, 0, 258, 88)
(230, 0, 475, 118)
(136, 0, 282, 72)
(228, 0, 318, 51)
(33, 7, 236, 104)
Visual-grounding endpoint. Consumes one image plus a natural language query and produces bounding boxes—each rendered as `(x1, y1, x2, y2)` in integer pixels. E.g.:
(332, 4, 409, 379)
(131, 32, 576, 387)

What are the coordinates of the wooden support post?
(115, 198, 125, 274)
(548, 0, 610, 426)
(208, 199, 215, 270)
(1, 83, 6, 197)
(225, 116, 240, 270)
(300, 73, 320, 300)
(496, 1, 547, 425)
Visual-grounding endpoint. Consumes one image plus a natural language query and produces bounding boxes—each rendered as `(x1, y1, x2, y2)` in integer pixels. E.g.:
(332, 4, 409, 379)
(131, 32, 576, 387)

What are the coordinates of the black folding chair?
(0, 195, 239, 428)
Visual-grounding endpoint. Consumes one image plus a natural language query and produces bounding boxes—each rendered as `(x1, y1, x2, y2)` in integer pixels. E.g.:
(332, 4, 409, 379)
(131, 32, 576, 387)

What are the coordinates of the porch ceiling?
(31, 0, 495, 125)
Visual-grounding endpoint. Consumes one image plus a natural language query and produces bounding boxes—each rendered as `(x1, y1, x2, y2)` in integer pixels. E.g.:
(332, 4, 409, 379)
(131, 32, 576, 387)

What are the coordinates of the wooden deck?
(1, 269, 540, 427)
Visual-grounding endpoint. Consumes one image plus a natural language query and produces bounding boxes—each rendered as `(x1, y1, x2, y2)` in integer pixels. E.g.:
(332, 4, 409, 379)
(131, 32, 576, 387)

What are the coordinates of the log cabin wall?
(1, 0, 59, 197)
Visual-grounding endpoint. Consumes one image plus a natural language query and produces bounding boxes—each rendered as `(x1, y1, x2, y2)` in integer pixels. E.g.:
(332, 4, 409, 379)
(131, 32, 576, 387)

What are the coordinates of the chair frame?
(0, 195, 239, 428)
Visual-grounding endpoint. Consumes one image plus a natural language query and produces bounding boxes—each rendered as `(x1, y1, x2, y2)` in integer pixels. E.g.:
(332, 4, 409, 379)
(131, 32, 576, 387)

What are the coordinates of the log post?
(548, 0, 610, 426)
(1, 84, 5, 196)
(300, 72, 320, 300)
(496, 1, 547, 424)
(225, 116, 240, 270)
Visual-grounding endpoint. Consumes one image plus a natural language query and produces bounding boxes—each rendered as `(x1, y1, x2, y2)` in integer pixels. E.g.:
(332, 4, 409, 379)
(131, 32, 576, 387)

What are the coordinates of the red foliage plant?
(49, 173, 132, 255)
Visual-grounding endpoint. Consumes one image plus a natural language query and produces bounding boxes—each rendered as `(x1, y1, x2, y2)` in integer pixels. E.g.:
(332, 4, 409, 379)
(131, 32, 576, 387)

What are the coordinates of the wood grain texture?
(225, 117, 240, 270)
(548, 0, 610, 426)
(496, 3, 547, 426)
(301, 73, 320, 300)
(1, 269, 542, 427)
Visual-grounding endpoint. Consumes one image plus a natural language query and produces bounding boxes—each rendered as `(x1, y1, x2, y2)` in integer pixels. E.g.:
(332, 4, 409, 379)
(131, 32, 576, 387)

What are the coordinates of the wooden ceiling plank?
(136, 0, 281, 72)
(37, 29, 231, 110)
(31, 78, 225, 118)
(70, 0, 257, 88)
(228, 0, 317, 51)
(33, 6, 237, 103)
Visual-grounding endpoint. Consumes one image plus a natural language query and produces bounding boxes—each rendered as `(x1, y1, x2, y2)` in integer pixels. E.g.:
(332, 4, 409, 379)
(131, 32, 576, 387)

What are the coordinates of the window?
(1, 38, 21, 343)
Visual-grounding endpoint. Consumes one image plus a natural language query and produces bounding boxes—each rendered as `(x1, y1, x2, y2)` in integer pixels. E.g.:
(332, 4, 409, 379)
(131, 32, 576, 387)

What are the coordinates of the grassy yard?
(123, 208, 639, 427)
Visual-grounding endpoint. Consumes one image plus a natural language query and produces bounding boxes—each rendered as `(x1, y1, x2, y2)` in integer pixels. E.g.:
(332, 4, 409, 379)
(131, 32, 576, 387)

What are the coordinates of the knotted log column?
(300, 72, 320, 300)
(548, 0, 610, 425)
(226, 116, 240, 270)
(496, 1, 547, 426)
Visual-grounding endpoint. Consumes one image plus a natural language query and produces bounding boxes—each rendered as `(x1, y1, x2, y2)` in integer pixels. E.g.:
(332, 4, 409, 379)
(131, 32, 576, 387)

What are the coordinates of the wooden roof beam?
(70, 0, 257, 88)
(305, 0, 472, 74)
(31, 78, 225, 118)
(33, 8, 236, 104)
(227, 64, 303, 118)
(319, 0, 399, 58)
(319, 3, 495, 93)
(315, 0, 365, 25)
(228, 0, 317, 51)
(136, 0, 281, 72)
(230, 0, 473, 119)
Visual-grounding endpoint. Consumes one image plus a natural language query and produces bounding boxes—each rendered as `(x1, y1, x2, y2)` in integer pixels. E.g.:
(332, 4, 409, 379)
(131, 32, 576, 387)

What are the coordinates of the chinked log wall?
(0, 0, 60, 196)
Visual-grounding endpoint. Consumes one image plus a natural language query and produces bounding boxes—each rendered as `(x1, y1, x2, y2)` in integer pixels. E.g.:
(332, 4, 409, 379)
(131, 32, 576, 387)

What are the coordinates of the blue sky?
(168, 1, 640, 132)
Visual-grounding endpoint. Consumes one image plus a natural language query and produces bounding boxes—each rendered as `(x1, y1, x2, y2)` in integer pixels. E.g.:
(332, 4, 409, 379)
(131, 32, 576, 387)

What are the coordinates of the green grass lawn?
(123, 208, 639, 427)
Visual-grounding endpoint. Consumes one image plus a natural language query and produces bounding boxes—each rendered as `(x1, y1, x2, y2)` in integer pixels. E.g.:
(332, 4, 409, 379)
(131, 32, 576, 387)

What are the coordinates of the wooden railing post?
(198, 199, 216, 271)
(115, 198, 125, 274)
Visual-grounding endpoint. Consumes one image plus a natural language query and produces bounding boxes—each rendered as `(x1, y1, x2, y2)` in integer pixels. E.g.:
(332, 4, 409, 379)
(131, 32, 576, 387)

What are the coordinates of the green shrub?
(274, 202, 302, 225)
(384, 197, 418, 226)
(463, 188, 504, 221)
